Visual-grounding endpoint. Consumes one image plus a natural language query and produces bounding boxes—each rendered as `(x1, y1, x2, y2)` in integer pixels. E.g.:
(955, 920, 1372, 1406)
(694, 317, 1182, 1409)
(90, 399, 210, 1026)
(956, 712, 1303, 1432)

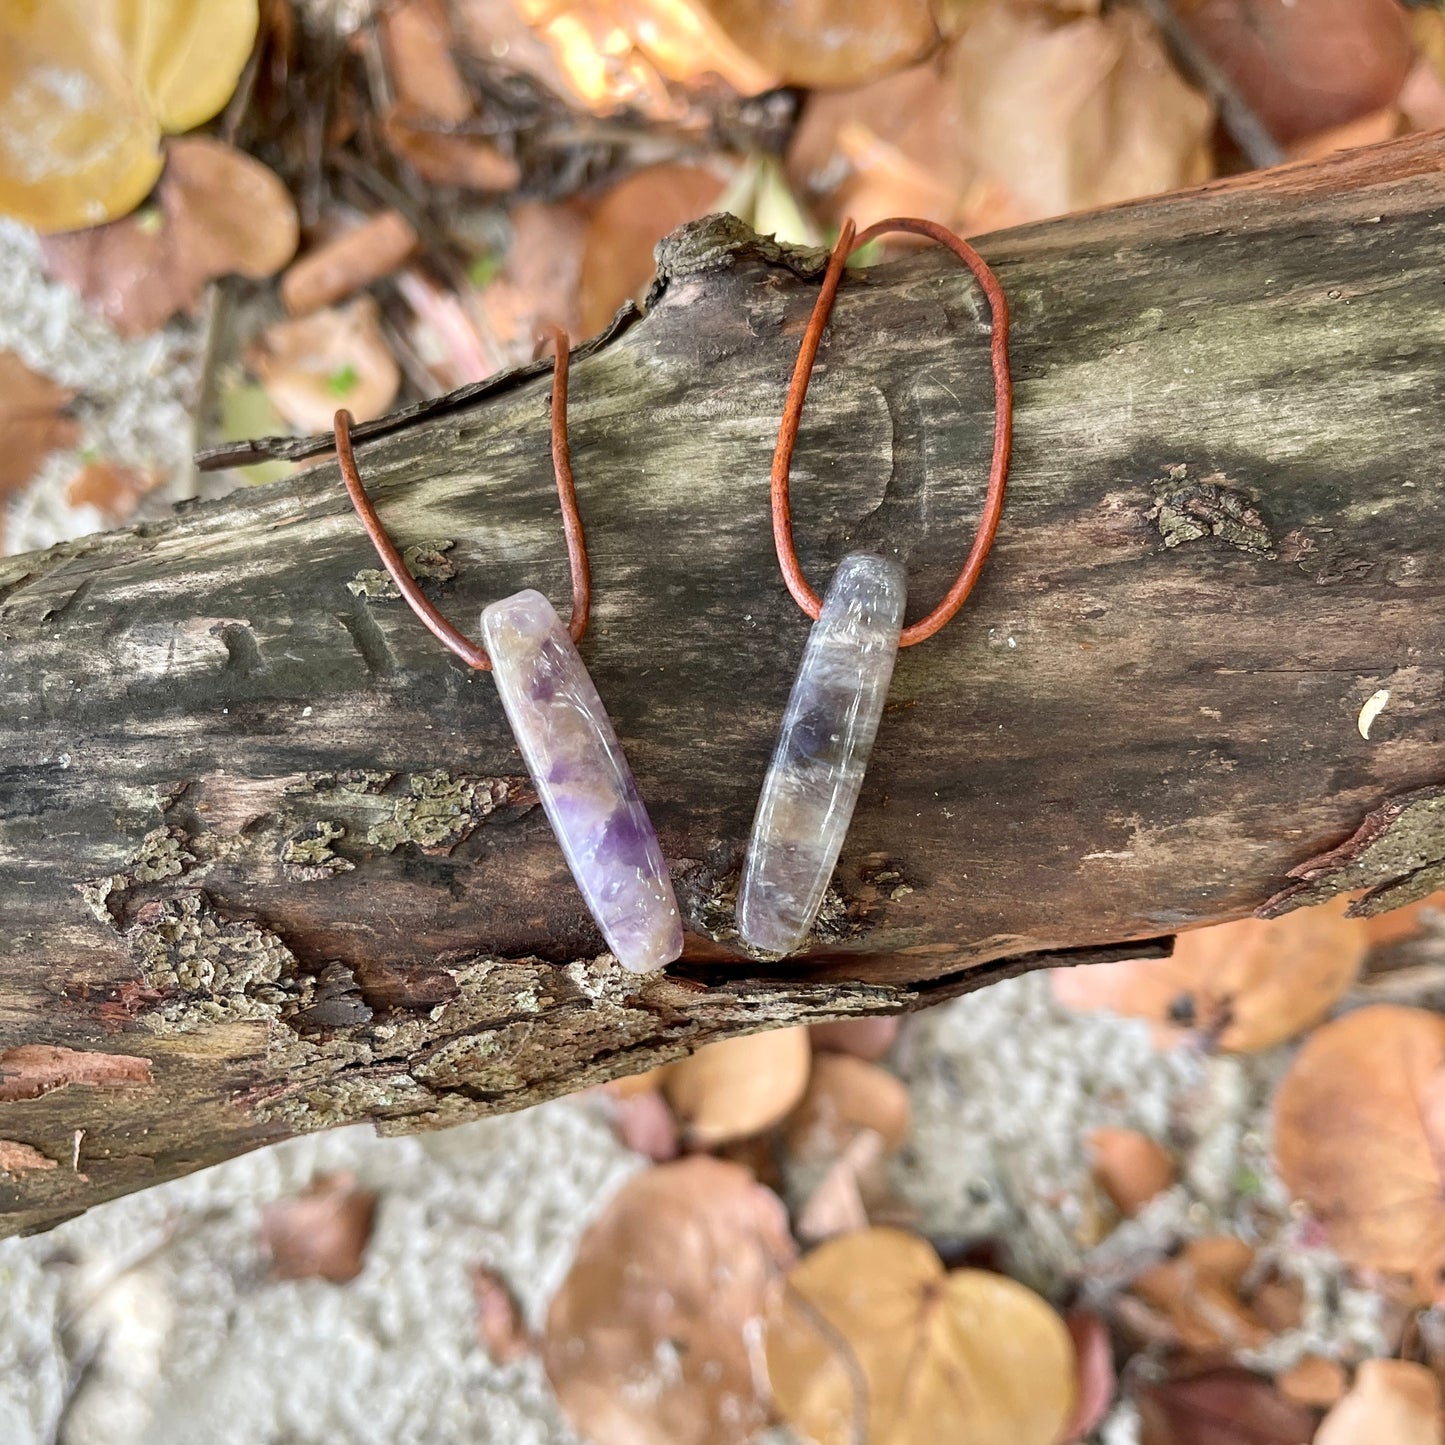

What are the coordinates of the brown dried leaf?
(44, 136, 299, 336)
(66, 460, 161, 522)
(1273, 1004, 1445, 1282)
(577, 163, 728, 337)
(767, 1227, 1076, 1445)
(953, 5, 1213, 223)
(1087, 1127, 1175, 1217)
(793, 1130, 881, 1244)
(543, 1157, 795, 1445)
(1286, 107, 1400, 162)
(501, 0, 776, 117)
(1314, 1359, 1442, 1445)
(609, 1087, 681, 1162)
(697, 0, 938, 89)
(479, 199, 587, 360)
(809, 1015, 901, 1061)
(245, 297, 400, 434)
(1062, 1311, 1116, 1444)
(260, 1172, 377, 1283)
(281, 211, 420, 316)
(473, 1264, 533, 1364)
(0, 353, 78, 506)
(1131, 1237, 1275, 1354)
(662, 1026, 811, 1147)
(784, 1052, 912, 1162)
(381, 0, 473, 125)
(1136, 1367, 1316, 1445)
(1361, 891, 1445, 950)
(1178, 0, 1413, 147)
(1277, 1355, 1346, 1409)
(382, 104, 521, 191)
(0, 0, 258, 231)
(1051, 898, 1368, 1051)
(787, 57, 981, 233)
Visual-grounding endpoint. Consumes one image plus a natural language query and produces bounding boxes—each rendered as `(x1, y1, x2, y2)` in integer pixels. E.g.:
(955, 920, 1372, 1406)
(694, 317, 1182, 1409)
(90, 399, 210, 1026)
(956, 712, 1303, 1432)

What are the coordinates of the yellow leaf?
(121, 0, 260, 133)
(767, 1227, 1075, 1445)
(0, 0, 258, 232)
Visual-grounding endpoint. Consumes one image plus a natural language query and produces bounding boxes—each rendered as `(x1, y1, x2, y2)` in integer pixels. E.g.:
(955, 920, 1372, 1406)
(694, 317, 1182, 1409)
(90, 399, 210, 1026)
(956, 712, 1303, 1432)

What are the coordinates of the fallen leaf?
(0, 354, 78, 521)
(1314, 1359, 1442, 1445)
(604, 1064, 674, 1099)
(381, 0, 473, 124)
(1276, 1355, 1346, 1409)
(1088, 1127, 1176, 1217)
(473, 1264, 533, 1364)
(281, 210, 420, 316)
(478, 199, 587, 360)
(767, 1226, 1075, 1445)
(381, 104, 521, 191)
(1273, 1005, 1445, 1283)
(952, 4, 1213, 223)
(1051, 897, 1367, 1051)
(1361, 891, 1445, 950)
(662, 1026, 811, 1146)
(502, 0, 775, 119)
(787, 57, 981, 233)
(1136, 1367, 1316, 1445)
(1400, 55, 1445, 135)
(794, 1127, 887, 1244)
(67, 460, 161, 522)
(0, 0, 259, 231)
(576, 162, 729, 336)
(609, 1087, 680, 1162)
(43, 136, 299, 336)
(1287, 107, 1399, 162)
(809, 1015, 901, 1061)
(784, 1052, 912, 1161)
(1061, 1311, 1116, 1444)
(245, 296, 400, 434)
(1177, 0, 1414, 147)
(260, 1171, 377, 1283)
(544, 1156, 795, 1445)
(696, 0, 939, 89)
(1283, 1005, 1445, 1300)
(1131, 1237, 1276, 1353)
(0, 1140, 59, 1176)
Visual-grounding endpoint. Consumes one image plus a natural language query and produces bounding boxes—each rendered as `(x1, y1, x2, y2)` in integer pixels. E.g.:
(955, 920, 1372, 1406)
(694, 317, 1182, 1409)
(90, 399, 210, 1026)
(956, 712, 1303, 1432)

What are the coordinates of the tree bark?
(2, 135, 1443, 1237)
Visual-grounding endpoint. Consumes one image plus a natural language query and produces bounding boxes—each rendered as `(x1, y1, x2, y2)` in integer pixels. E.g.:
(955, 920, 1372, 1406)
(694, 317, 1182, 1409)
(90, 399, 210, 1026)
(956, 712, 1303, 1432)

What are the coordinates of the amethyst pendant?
(480, 589, 683, 973)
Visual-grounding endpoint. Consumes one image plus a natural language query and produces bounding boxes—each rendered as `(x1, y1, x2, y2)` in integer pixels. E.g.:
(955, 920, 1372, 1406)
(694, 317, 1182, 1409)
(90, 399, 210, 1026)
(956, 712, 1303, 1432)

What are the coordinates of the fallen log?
(2, 134, 1443, 1236)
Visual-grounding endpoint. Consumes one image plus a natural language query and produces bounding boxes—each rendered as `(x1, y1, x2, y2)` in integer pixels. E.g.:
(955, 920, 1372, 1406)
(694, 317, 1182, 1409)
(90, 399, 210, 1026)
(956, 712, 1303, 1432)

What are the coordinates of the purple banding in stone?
(737, 552, 907, 956)
(480, 589, 682, 973)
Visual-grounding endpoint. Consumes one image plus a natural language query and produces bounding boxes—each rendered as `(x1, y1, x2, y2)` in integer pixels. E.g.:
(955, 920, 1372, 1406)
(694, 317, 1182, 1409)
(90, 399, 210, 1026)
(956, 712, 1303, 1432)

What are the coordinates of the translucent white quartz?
(480, 589, 683, 973)
(738, 552, 907, 955)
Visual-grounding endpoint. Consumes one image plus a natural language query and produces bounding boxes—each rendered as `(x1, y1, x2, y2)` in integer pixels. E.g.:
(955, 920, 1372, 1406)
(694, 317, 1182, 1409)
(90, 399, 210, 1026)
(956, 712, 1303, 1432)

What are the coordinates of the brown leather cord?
(770, 216, 1013, 647)
(334, 325, 591, 672)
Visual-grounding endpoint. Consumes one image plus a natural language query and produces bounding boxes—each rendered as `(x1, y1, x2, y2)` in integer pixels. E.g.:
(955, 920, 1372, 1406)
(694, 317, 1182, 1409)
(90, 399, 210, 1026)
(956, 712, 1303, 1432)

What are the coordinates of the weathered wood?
(2, 135, 1444, 1236)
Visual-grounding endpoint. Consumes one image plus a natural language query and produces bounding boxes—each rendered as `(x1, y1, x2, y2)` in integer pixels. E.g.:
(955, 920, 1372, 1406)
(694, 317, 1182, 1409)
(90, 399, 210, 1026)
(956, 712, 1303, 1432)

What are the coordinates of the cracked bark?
(2, 135, 1444, 1237)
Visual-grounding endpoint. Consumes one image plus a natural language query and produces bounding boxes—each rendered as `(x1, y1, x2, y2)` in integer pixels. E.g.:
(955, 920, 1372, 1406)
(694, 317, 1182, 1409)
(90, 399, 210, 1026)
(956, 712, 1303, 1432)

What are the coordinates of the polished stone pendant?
(738, 552, 907, 955)
(481, 589, 683, 974)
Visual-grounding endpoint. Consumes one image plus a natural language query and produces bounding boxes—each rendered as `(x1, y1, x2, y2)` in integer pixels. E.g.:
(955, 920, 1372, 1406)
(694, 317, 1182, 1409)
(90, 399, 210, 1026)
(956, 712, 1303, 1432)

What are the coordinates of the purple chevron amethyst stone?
(738, 552, 907, 956)
(480, 589, 682, 973)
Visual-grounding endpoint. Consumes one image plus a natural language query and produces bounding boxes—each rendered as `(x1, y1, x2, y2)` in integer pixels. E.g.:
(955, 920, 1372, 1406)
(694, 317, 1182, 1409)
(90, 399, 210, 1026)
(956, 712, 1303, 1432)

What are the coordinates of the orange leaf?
(1051, 898, 1367, 1052)
(662, 1026, 811, 1146)
(767, 1226, 1076, 1445)
(1273, 1004, 1445, 1281)
(544, 1157, 795, 1445)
